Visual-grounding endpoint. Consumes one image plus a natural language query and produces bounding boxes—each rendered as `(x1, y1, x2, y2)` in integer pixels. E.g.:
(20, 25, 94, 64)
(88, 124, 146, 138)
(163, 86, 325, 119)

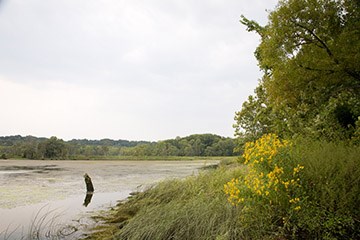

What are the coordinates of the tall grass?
(224, 136, 360, 239)
(87, 162, 246, 240)
(87, 137, 360, 240)
(291, 139, 360, 239)
(0, 205, 79, 240)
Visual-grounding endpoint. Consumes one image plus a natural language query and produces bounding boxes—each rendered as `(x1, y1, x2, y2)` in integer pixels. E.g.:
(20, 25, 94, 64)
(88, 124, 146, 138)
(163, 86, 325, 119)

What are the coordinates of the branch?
(298, 63, 336, 73)
(289, 19, 360, 82)
(344, 69, 360, 82)
(290, 19, 338, 64)
(240, 15, 265, 37)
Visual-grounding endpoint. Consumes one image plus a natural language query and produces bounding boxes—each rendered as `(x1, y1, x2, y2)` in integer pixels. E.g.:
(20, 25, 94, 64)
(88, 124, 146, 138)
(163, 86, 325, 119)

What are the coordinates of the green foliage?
(67, 138, 149, 147)
(235, 0, 360, 142)
(234, 85, 278, 145)
(87, 137, 359, 239)
(292, 139, 360, 239)
(233, 3, 360, 236)
(117, 134, 236, 157)
(0, 134, 236, 159)
(225, 135, 360, 239)
(87, 163, 245, 240)
(42, 136, 67, 159)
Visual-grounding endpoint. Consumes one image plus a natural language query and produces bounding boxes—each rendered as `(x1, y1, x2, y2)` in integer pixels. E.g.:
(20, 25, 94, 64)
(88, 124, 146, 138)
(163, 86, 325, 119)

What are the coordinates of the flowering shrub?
(224, 135, 360, 238)
(224, 134, 304, 213)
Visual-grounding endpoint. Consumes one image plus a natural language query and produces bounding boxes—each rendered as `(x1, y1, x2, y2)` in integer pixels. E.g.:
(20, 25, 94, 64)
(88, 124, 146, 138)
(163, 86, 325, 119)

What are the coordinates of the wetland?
(0, 159, 218, 239)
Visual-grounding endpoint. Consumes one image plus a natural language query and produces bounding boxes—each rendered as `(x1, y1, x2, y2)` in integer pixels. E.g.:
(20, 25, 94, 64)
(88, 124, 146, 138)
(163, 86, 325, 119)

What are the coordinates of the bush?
(294, 139, 360, 239)
(224, 134, 360, 239)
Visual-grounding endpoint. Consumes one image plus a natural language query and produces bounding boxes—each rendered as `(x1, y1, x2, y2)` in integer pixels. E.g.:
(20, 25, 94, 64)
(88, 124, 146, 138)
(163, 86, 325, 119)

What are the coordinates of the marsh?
(0, 159, 218, 239)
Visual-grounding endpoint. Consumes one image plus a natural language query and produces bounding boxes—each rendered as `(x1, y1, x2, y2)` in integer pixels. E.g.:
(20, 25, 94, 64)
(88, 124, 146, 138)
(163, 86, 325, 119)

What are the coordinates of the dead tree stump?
(84, 173, 94, 193)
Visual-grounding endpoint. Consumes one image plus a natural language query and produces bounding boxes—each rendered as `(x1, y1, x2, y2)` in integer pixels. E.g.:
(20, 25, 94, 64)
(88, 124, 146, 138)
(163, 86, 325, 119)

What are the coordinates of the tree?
(236, 0, 360, 141)
(234, 85, 277, 144)
(22, 141, 38, 159)
(43, 136, 68, 159)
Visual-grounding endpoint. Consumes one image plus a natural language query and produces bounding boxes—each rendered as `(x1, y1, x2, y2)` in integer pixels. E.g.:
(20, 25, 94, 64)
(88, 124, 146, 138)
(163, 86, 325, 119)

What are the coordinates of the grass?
(85, 137, 360, 240)
(290, 139, 360, 239)
(86, 160, 246, 240)
(0, 204, 80, 240)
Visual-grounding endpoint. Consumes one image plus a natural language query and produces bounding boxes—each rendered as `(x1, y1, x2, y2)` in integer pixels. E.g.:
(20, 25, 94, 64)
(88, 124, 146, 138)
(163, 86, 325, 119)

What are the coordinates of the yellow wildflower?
(294, 206, 301, 211)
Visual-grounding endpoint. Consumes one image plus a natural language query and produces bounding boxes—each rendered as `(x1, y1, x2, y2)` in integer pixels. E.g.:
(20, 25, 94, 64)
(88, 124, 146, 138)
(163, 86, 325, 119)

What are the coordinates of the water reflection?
(0, 159, 219, 239)
(83, 192, 93, 207)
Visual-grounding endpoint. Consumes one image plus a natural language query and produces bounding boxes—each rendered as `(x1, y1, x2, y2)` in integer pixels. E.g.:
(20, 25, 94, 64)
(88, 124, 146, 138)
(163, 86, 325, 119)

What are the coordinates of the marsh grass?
(290, 139, 360, 239)
(0, 225, 22, 240)
(1, 205, 80, 240)
(87, 161, 246, 240)
(28, 205, 80, 239)
(86, 140, 360, 239)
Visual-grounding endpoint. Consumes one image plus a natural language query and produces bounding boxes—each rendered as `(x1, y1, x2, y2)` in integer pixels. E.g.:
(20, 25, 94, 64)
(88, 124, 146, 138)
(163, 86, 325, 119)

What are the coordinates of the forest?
(0, 133, 236, 159)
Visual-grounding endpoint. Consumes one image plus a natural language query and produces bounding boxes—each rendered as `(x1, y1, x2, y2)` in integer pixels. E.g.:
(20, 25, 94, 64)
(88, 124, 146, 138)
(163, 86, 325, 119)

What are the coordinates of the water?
(0, 159, 218, 239)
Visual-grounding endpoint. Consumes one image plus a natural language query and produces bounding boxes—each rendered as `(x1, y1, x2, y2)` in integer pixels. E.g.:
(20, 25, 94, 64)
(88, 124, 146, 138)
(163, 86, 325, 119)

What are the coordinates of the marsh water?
(0, 159, 218, 239)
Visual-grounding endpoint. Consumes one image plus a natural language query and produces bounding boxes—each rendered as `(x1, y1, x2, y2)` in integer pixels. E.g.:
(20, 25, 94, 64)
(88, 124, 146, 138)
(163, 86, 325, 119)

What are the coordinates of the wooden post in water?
(84, 173, 94, 193)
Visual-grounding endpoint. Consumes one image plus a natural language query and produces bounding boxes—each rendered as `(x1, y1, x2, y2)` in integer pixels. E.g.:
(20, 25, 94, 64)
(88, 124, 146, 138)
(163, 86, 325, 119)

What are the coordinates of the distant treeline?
(0, 134, 236, 160)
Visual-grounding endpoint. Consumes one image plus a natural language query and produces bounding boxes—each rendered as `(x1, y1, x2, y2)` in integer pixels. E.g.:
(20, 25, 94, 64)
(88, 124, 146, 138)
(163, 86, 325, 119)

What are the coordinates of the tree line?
(0, 134, 236, 159)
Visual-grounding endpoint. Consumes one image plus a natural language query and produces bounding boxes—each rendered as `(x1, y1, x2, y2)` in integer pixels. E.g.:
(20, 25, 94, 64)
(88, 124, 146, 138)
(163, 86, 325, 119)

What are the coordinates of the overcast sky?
(0, 0, 277, 141)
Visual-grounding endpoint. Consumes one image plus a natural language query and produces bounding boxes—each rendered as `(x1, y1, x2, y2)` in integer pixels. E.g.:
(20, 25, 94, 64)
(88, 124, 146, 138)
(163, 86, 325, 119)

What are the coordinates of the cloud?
(0, 0, 278, 140)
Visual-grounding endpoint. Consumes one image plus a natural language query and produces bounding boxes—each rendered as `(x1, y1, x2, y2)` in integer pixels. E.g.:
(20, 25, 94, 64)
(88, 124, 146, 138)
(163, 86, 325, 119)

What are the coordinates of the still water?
(0, 159, 218, 239)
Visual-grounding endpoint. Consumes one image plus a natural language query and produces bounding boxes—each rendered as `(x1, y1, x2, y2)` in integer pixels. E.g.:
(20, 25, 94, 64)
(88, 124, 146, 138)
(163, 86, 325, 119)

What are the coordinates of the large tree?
(235, 0, 360, 141)
(43, 136, 68, 159)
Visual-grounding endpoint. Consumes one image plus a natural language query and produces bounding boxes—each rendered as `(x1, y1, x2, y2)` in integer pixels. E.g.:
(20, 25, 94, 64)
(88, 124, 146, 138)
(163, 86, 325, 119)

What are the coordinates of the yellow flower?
(293, 164, 304, 176)
(289, 197, 300, 204)
(228, 134, 304, 208)
(282, 181, 290, 189)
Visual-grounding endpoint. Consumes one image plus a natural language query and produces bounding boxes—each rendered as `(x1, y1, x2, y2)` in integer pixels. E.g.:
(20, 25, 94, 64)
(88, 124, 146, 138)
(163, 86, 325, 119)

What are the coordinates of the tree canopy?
(235, 0, 360, 142)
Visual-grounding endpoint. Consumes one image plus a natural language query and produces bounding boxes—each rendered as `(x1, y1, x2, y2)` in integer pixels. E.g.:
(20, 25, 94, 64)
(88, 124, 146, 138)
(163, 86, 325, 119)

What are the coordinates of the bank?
(85, 138, 360, 240)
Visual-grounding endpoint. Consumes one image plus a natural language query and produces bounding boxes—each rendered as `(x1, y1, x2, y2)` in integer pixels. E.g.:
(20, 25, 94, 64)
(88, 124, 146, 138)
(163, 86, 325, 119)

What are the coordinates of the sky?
(0, 0, 278, 141)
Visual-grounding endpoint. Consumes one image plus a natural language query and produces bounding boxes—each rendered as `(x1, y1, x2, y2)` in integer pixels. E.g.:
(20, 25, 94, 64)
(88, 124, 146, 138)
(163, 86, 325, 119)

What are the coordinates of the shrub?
(224, 134, 360, 239)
